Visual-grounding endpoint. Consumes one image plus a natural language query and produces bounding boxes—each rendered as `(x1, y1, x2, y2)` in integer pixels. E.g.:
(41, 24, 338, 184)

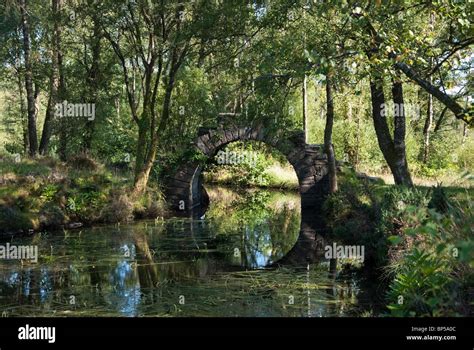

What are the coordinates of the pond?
(0, 186, 381, 317)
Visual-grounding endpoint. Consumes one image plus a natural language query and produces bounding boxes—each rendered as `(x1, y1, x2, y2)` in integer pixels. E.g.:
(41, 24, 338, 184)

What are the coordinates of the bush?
(101, 193, 134, 223)
(385, 200, 473, 316)
(428, 184, 449, 213)
(386, 247, 456, 316)
(0, 206, 35, 233)
(322, 169, 382, 265)
(39, 203, 67, 228)
(377, 186, 429, 244)
(40, 184, 60, 202)
(65, 188, 107, 222)
(67, 154, 100, 171)
(384, 182, 473, 317)
(133, 189, 166, 219)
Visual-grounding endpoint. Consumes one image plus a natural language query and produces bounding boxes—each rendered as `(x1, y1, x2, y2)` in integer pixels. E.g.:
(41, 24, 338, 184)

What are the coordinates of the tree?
(18, 0, 38, 156)
(324, 73, 337, 193)
(357, 2, 473, 126)
(39, 0, 63, 155)
(102, 0, 256, 193)
(102, 1, 188, 193)
(369, 74, 413, 186)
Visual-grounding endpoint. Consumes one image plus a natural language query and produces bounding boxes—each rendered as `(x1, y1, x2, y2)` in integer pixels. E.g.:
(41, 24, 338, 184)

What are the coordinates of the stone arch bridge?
(165, 118, 330, 211)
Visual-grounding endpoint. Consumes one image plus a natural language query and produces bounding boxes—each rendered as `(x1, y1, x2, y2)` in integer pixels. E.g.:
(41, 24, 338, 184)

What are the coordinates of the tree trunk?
(422, 88, 433, 163)
(51, 0, 66, 161)
(391, 79, 413, 186)
(133, 46, 181, 194)
(462, 122, 468, 145)
(16, 71, 29, 154)
(133, 114, 154, 194)
(40, 95, 54, 155)
(82, 17, 102, 151)
(132, 74, 174, 194)
(347, 101, 352, 122)
(369, 75, 413, 186)
(421, 14, 435, 163)
(324, 75, 338, 193)
(133, 146, 157, 195)
(302, 75, 308, 143)
(19, 0, 38, 157)
(40, 0, 62, 155)
(433, 106, 448, 133)
(57, 8, 67, 161)
(133, 61, 158, 194)
(354, 92, 363, 169)
(58, 115, 67, 160)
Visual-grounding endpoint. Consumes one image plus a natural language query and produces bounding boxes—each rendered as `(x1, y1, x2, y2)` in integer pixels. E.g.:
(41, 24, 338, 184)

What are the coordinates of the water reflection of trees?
(205, 186, 301, 268)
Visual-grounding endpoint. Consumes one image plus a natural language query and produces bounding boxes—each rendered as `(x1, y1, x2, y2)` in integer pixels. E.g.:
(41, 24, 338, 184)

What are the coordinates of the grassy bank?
(323, 168, 473, 316)
(203, 161, 299, 190)
(0, 155, 165, 236)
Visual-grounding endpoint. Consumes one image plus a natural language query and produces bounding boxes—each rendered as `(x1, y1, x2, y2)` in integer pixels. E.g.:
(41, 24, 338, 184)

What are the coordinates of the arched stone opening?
(165, 121, 330, 212)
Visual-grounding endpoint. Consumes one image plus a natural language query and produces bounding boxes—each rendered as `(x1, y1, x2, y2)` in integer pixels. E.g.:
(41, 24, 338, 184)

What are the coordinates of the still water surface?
(0, 186, 378, 316)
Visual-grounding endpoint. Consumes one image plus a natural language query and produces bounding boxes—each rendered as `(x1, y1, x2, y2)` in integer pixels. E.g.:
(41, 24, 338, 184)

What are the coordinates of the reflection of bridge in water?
(273, 207, 329, 266)
(178, 203, 332, 269)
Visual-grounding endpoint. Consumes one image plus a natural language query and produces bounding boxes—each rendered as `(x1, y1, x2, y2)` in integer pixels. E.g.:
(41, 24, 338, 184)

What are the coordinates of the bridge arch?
(165, 119, 330, 211)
